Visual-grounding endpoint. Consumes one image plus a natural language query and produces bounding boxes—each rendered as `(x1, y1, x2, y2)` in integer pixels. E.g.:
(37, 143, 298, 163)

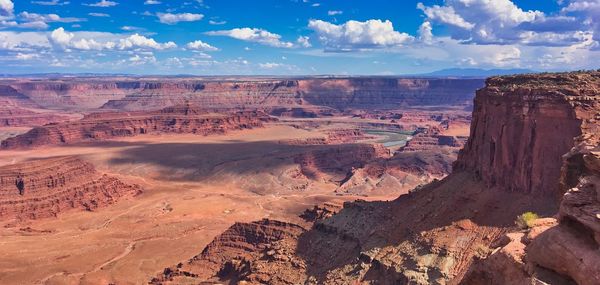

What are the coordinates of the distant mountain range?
(419, 68, 536, 77)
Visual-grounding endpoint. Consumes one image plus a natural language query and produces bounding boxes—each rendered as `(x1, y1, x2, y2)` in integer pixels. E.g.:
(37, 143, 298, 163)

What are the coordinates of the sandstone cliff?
(462, 71, 600, 285)
(1, 78, 483, 111)
(0, 156, 142, 222)
(0, 104, 275, 149)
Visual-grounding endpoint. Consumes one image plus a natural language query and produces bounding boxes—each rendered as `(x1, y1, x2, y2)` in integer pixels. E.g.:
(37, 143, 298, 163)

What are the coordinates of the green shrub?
(516, 212, 539, 229)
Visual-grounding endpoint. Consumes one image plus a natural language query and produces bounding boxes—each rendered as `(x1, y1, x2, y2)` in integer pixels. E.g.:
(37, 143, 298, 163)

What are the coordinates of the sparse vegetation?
(515, 212, 539, 229)
(474, 244, 493, 259)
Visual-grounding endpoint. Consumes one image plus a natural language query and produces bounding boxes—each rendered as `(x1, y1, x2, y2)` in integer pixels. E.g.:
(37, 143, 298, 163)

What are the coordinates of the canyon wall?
(454, 75, 585, 196)
(1, 78, 483, 111)
(0, 156, 142, 221)
(461, 71, 600, 285)
(0, 104, 274, 149)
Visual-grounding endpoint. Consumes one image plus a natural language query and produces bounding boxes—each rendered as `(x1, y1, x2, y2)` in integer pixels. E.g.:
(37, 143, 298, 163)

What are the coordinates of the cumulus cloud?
(308, 19, 414, 51)
(206, 28, 296, 48)
(418, 21, 434, 44)
(48, 27, 176, 51)
(328, 10, 343, 16)
(84, 0, 117, 7)
(157, 12, 203, 24)
(117, 34, 176, 50)
(417, 3, 474, 30)
(0, 31, 50, 51)
(416, 0, 591, 47)
(144, 0, 161, 4)
(296, 36, 312, 48)
(0, 0, 14, 17)
(186, 39, 219, 51)
(562, 0, 600, 47)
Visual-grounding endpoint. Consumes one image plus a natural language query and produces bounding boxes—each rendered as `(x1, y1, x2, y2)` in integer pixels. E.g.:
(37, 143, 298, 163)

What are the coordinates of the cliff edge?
(150, 71, 600, 284)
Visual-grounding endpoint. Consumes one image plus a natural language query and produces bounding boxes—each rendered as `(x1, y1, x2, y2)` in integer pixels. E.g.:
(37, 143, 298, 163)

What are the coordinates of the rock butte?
(0, 156, 142, 222)
(1, 104, 275, 149)
(151, 71, 600, 285)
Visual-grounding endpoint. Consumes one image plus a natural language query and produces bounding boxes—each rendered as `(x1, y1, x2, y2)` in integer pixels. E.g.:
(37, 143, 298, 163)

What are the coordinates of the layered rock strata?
(0, 108, 70, 127)
(0, 156, 142, 221)
(1, 104, 274, 149)
(2, 78, 483, 111)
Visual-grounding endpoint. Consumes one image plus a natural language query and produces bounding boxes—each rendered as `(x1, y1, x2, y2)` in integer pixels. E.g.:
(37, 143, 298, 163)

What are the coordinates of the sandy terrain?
(0, 125, 390, 285)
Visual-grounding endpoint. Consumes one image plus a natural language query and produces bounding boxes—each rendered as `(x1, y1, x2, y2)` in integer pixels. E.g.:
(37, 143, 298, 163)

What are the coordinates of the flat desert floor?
(0, 123, 397, 285)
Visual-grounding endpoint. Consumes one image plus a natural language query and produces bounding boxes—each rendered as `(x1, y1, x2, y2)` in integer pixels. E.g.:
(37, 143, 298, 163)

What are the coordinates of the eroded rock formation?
(0, 156, 142, 222)
(1, 78, 483, 111)
(0, 104, 274, 149)
(151, 71, 600, 284)
(0, 108, 71, 127)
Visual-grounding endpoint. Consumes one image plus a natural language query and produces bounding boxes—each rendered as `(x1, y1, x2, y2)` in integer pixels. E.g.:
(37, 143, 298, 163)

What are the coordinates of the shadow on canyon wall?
(292, 170, 560, 282)
(102, 140, 384, 182)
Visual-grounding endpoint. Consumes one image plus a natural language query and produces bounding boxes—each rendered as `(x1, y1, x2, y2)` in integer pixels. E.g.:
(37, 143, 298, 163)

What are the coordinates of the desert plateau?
(1, 0, 599, 284)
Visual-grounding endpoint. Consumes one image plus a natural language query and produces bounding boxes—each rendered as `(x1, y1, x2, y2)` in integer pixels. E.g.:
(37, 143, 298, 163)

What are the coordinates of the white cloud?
(157, 12, 203, 24)
(186, 39, 219, 51)
(19, 21, 49, 29)
(0, 0, 13, 17)
(0, 31, 50, 51)
(418, 21, 434, 44)
(416, 3, 474, 30)
(144, 0, 161, 4)
(49, 27, 73, 46)
(48, 27, 176, 51)
(31, 0, 70, 6)
(206, 28, 296, 48)
(117, 33, 176, 50)
(89, 12, 110, 17)
(259, 62, 284, 69)
(258, 62, 299, 71)
(121, 26, 141, 31)
(84, 0, 117, 7)
(562, 0, 600, 47)
(128, 53, 156, 65)
(296, 36, 311, 48)
(415, 0, 589, 47)
(209, 20, 226, 25)
(562, 0, 600, 12)
(20, 12, 84, 23)
(308, 19, 414, 51)
(328, 10, 343, 16)
(15, 52, 40, 60)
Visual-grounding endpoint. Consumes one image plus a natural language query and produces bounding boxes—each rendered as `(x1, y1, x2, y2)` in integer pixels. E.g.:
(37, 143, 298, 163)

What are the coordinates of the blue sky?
(0, 0, 598, 75)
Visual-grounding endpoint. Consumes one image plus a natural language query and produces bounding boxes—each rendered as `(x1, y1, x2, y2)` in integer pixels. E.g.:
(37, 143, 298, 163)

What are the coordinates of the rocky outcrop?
(523, 136, 600, 285)
(460, 71, 600, 285)
(0, 108, 70, 127)
(454, 74, 588, 196)
(9, 81, 139, 109)
(0, 85, 39, 108)
(0, 104, 275, 149)
(294, 143, 390, 181)
(150, 219, 309, 285)
(400, 134, 466, 152)
(0, 156, 142, 222)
